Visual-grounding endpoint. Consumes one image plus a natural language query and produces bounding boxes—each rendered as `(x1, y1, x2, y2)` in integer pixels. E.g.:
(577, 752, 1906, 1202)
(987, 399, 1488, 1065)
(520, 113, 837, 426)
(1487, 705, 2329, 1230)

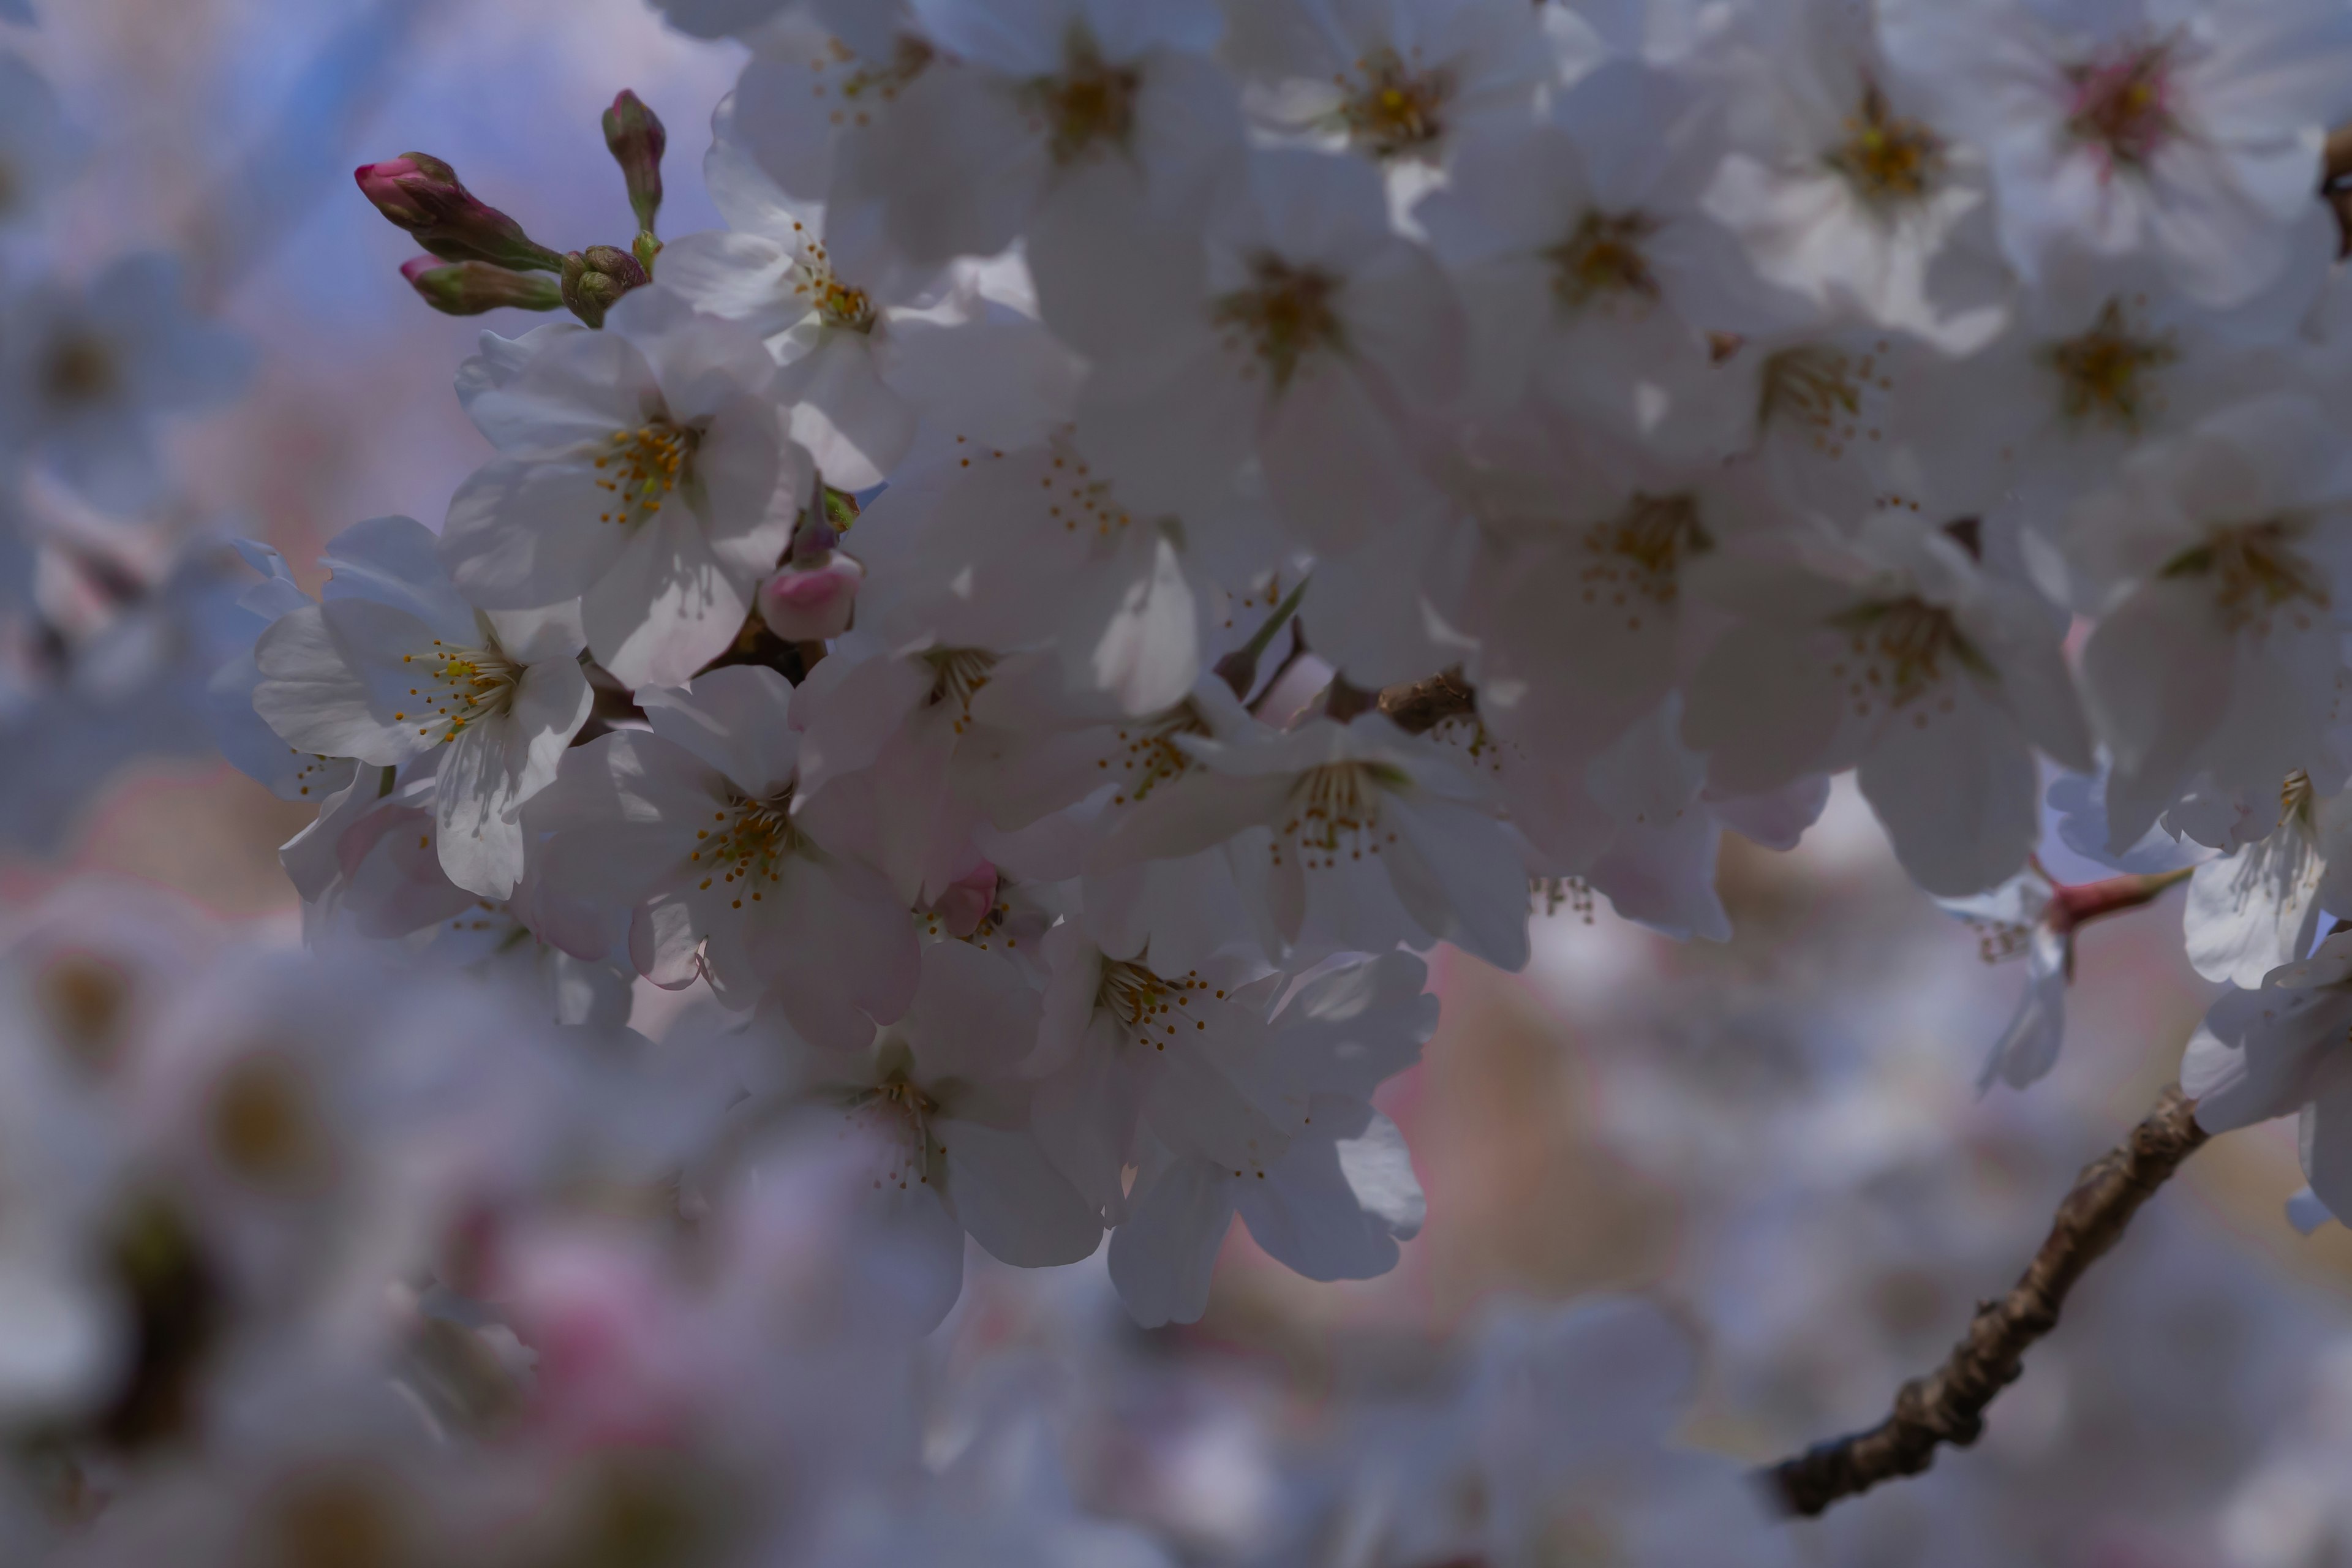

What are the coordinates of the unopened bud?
(559, 245, 649, 329)
(757, 552, 864, 641)
(401, 257, 564, 315)
(927, 862, 1001, 940)
(355, 154, 564, 273)
(602, 91, 667, 237)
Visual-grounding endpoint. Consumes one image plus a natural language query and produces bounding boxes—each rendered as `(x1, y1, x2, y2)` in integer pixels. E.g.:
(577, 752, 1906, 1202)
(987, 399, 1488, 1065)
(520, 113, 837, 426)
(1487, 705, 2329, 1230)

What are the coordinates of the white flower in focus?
(252, 516, 590, 900)
(850, 435, 1276, 717)
(1702, 0, 2012, 352)
(1683, 510, 2093, 896)
(529, 665, 919, 1049)
(1033, 936, 1431, 1326)
(1223, 0, 1562, 173)
(1052, 147, 1464, 550)
(277, 758, 480, 941)
(1090, 710, 1531, 968)
(1880, 0, 2352, 310)
(2067, 395, 2352, 849)
(660, 129, 1078, 488)
(1415, 61, 1769, 440)
(2185, 932, 2352, 1225)
(2184, 774, 2352, 990)
(204, 539, 359, 807)
(1480, 454, 1779, 775)
(854, 0, 1242, 263)
(438, 287, 805, 688)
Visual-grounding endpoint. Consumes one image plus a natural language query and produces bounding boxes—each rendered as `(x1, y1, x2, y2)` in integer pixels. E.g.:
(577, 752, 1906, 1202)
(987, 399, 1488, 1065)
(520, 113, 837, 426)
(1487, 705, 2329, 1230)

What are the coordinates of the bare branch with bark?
(1763, 1085, 2211, 1517)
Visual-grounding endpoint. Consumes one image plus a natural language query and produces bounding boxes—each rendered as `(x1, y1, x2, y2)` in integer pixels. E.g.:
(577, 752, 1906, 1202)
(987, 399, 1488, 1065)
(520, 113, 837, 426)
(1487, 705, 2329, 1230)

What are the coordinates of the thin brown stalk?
(1763, 1085, 2211, 1517)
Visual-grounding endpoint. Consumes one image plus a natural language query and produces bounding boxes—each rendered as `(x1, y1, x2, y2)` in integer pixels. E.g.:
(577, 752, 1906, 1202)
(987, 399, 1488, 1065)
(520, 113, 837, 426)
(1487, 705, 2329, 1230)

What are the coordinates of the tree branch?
(1763, 1084, 2211, 1517)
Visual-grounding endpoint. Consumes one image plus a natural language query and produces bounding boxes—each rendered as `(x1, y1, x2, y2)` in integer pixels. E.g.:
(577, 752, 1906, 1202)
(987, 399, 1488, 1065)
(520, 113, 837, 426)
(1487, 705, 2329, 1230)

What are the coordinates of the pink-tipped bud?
(601, 90, 667, 238)
(929, 862, 1001, 940)
(757, 552, 864, 641)
(401, 257, 564, 316)
(355, 154, 563, 273)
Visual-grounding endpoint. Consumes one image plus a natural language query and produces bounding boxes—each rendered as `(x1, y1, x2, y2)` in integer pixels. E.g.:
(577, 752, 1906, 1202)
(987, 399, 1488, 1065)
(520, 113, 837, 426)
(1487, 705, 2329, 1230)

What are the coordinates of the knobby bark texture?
(1763, 1085, 2211, 1517)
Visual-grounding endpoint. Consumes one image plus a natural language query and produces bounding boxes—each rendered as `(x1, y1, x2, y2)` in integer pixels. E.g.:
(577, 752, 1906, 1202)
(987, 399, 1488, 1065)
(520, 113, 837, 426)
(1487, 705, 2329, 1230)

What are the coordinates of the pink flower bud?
(602, 90, 667, 237)
(354, 154, 562, 273)
(928, 861, 1000, 940)
(757, 552, 864, 641)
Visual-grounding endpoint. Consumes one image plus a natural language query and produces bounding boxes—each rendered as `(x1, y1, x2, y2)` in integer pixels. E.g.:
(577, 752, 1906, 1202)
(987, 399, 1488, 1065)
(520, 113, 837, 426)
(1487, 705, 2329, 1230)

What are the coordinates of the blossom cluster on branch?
(13, 0, 2352, 1550)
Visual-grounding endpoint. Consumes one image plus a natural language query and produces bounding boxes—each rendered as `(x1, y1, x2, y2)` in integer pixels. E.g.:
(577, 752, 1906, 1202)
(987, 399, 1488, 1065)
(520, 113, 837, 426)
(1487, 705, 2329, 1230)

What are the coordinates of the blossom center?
(2043, 300, 2176, 431)
(592, 420, 695, 526)
(782, 226, 876, 331)
(1580, 492, 1709, 617)
(1275, 762, 1406, 870)
(925, 647, 998, 733)
(2066, 43, 2176, 170)
(1102, 704, 1210, 807)
(1335, 48, 1451, 159)
(1215, 257, 1345, 391)
(1760, 342, 1887, 458)
(692, 793, 803, 908)
(1548, 210, 1661, 311)
(1824, 84, 1943, 206)
(1025, 33, 1139, 163)
(209, 1052, 328, 1190)
(394, 639, 522, 744)
(2282, 767, 2316, 826)
(1829, 596, 1982, 713)
(43, 331, 118, 408)
(831, 36, 933, 127)
(1098, 958, 1206, 1049)
(2160, 519, 2331, 633)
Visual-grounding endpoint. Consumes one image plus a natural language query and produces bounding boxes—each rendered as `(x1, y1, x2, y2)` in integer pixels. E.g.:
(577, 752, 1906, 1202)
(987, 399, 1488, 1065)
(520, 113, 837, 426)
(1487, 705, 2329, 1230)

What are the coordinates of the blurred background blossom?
(6, 1, 2352, 1562)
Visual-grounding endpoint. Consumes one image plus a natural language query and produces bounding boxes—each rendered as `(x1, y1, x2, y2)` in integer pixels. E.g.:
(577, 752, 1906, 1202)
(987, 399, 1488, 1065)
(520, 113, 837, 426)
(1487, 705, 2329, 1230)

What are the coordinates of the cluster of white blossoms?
(21, 0, 2352, 1552)
(209, 0, 2352, 1323)
(0, 33, 257, 846)
(0, 883, 1811, 1566)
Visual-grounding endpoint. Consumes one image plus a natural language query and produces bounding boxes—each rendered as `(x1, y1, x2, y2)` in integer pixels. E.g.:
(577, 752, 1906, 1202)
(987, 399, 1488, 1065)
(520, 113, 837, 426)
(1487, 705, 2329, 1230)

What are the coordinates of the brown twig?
(1375, 670, 1476, 734)
(2322, 123, 2352, 255)
(1763, 1085, 2210, 1517)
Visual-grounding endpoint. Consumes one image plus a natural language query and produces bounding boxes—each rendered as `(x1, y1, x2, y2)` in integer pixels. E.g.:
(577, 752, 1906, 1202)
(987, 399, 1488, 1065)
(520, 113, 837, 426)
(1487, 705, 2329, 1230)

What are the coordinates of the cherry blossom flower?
(853, 0, 1243, 264)
(738, 940, 1102, 1328)
(2066, 395, 2352, 848)
(1088, 710, 1531, 968)
(1880, 0, 2352, 309)
(529, 665, 919, 1048)
(1683, 509, 2092, 895)
(437, 287, 807, 688)
(1050, 146, 1464, 550)
(1702, 0, 2012, 352)
(252, 516, 590, 900)
(659, 127, 1077, 487)
(2185, 932, 2352, 1224)
(0, 253, 250, 516)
